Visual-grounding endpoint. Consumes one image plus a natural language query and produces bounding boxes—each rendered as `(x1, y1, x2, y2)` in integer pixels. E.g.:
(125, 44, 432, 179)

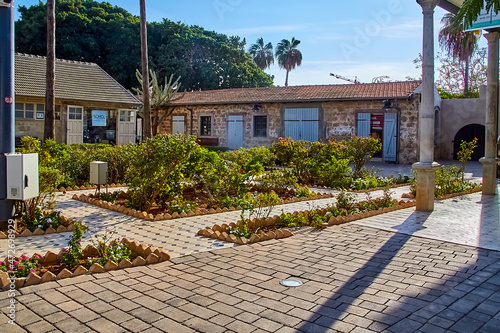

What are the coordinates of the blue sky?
(16, 0, 487, 87)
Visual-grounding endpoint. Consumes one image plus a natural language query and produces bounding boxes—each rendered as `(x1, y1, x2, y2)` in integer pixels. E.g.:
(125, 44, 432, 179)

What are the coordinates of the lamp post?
(0, 0, 15, 227)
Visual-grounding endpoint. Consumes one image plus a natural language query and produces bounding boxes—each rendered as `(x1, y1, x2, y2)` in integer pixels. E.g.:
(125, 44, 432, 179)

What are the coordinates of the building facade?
(162, 81, 425, 164)
(14, 53, 141, 145)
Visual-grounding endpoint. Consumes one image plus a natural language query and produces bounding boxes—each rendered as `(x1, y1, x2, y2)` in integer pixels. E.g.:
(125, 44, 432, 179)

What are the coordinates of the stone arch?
(453, 124, 485, 161)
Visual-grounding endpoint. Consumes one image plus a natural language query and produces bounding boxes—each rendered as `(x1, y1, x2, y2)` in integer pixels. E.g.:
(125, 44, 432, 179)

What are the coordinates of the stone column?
(480, 32, 500, 195)
(413, 0, 440, 212)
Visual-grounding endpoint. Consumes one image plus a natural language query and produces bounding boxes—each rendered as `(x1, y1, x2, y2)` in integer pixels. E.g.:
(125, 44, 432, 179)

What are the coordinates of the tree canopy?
(15, 0, 274, 91)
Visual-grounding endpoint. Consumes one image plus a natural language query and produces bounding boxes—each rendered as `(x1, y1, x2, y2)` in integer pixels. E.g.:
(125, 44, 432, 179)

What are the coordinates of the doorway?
(453, 124, 485, 161)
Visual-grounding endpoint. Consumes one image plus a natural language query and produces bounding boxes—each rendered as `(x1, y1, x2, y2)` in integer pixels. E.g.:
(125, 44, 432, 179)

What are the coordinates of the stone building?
(14, 53, 141, 145)
(163, 81, 426, 164)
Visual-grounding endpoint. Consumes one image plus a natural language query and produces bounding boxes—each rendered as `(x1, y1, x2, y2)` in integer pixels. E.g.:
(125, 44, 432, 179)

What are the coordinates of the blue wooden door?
(284, 108, 319, 141)
(357, 113, 370, 137)
(227, 115, 244, 150)
(383, 113, 398, 162)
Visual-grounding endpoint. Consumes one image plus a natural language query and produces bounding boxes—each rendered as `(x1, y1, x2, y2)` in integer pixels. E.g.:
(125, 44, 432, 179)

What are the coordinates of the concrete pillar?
(413, 0, 440, 212)
(480, 32, 500, 195)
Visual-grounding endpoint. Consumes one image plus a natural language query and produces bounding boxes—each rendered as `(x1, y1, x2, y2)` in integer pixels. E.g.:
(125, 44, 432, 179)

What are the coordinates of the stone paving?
(2, 162, 500, 332)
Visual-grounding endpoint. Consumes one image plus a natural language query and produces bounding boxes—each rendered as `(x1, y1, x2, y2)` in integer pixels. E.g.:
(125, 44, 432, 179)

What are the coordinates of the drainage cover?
(280, 278, 303, 287)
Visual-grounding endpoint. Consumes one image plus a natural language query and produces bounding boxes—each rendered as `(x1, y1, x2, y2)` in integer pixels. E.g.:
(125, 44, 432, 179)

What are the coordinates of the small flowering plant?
(163, 195, 194, 214)
(61, 221, 87, 265)
(22, 207, 63, 232)
(0, 254, 40, 278)
(85, 228, 131, 268)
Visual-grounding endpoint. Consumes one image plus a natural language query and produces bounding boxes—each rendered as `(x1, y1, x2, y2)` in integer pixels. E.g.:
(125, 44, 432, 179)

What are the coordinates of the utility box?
(90, 161, 107, 185)
(6, 153, 39, 200)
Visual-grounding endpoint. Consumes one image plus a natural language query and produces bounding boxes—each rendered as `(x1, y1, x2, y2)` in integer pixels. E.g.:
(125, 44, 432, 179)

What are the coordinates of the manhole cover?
(280, 278, 303, 287)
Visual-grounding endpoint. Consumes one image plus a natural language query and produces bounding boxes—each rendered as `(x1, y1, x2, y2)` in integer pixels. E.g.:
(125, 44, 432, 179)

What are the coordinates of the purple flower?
(77, 239, 81, 242)
(62, 248, 68, 252)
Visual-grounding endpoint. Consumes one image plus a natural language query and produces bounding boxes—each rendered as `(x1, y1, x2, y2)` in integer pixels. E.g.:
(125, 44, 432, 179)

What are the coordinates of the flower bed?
(198, 191, 416, 244)
(56, 183, 127, 192)
(0, 212, 80, 239)
(72, 190, 334, 221)
(0, 238, 170, 290)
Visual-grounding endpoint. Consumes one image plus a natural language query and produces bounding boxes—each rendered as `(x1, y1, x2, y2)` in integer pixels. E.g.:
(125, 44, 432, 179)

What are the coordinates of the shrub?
(126, 134, 199, 212)
(342, 136, 382, 175)
(220, 147, 275, 175)
(62, 221, 87, 266)
(22, 208, 63, 232)
(85, 229, 131, 268)
(253, 169, 299, 194)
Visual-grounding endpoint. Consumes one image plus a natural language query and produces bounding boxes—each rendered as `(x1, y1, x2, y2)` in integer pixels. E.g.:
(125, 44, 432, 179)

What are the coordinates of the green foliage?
(16, 1, 274, 90)
(457, 138, 478, 179)
(253, 170, 299, 194)
(163, 196, 195, 214)
(62, 221, 87, 266)
(295, 186, 311, 198)
(126, 134, 199, 212)
(99, 191, 121, 204)
(279, 204, 326, 230)
(0, 254, 40, 278)
(219, 193, 256, 210)
(335, 191, 357, 211)
(22, 208, 63, 232)
(344, 136, 382, 175)
(85, 229, 131, 268)
(220, 147, 275, 176)
(435, 165, 479, 197)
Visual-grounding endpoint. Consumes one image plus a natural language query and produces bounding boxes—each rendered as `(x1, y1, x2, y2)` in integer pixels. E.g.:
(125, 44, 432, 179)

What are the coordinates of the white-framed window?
(253, 115, 268, 137)
(15, 103, 35, 119)
(36, 104, 45, 119)
(119, 110, 135, 122)
(200, 115, 213, 136)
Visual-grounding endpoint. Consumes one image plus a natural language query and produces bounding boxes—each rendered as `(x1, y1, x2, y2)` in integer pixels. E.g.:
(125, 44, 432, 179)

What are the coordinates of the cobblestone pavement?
(2, 205, 500, 333)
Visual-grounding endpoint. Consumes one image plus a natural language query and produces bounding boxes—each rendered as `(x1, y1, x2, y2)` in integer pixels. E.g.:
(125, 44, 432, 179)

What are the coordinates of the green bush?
(22, 208, 63, 232)
(220, 147, 275, 176)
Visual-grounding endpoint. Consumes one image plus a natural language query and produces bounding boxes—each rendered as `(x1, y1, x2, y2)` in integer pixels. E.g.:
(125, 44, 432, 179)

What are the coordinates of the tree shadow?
(371, 194, 500, 332)
(296, 210, 430, 333)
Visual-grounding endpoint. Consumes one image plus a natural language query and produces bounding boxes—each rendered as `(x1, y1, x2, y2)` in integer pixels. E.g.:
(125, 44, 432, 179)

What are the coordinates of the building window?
(200, 116, 212, 136)
(253, 115, 267, 137)
(55, 105, 61, 120)
(36, 104, 45, 119)
(15, 103, 35, 119)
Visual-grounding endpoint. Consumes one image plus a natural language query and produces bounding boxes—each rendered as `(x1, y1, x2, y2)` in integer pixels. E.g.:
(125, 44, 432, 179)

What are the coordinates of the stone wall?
(161, 97, 420, 164)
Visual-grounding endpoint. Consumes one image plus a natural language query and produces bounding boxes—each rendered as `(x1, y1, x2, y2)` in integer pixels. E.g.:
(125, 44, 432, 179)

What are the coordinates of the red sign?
(371, 114, 384, 128)
(4, 96, 13, 104)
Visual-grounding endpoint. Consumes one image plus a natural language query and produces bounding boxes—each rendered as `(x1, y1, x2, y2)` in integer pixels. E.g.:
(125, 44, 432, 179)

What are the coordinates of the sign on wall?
(92, 110, 108, 126)
(465, 1, 500, 31)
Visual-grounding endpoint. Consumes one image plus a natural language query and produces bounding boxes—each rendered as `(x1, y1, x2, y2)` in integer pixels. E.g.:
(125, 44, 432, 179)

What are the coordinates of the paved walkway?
(3, 163, 500, 332)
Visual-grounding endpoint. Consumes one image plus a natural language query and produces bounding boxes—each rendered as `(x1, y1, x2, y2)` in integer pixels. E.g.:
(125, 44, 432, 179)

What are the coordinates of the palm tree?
(44, 0, 55, 140)
(275, 37, 302, 87)
(438, 13, 480, 97)
(249, 38, 274, 70)
(458, 0, 500, 29)
(140, 0, 151, 139)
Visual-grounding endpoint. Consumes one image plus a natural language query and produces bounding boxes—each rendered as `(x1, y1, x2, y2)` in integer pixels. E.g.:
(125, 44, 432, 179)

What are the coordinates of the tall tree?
(438, 13, 480, 97)
(275, 37, 302, 87)
(249, 37, 274, 70)
(44, 0, 55, 140)
(140, 0, 151, 140)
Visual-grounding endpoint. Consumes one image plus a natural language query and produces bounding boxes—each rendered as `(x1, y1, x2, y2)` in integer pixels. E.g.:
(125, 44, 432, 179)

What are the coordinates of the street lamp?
(0, 0, 15, 227)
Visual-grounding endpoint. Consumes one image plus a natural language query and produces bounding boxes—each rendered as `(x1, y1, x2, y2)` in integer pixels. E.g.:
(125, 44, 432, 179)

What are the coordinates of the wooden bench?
(196, 137, 219, 146)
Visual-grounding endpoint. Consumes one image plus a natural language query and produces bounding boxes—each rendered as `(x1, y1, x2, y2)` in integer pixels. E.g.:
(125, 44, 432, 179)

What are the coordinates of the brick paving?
(1, 162, 499, 332)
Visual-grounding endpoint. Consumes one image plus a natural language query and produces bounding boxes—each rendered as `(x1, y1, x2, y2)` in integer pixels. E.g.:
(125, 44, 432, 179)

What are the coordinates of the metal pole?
(0, 1, 15, 227)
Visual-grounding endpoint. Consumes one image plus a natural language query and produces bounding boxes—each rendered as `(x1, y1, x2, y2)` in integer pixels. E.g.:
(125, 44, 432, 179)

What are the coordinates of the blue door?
(227, 115, 244, 150)
(284, 108, 319, 141)
(357, 113, 370, 137)
(383, 113, 398, 162)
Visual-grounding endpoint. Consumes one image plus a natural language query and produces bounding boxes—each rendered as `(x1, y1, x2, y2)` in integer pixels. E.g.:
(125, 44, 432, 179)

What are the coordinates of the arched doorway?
(453, 124, 485, 161)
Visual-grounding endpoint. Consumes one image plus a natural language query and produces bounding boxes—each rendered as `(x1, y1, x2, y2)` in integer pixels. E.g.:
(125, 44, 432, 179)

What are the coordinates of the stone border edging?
(198, 200, 417, 245)
(72, 191, 335, 221)
(300, 182, 410, 193)
(435, 186, 482, 200)
(0, 215, 81, 239)
(0, 238, 170, 290)
(56, 183, 127, 192)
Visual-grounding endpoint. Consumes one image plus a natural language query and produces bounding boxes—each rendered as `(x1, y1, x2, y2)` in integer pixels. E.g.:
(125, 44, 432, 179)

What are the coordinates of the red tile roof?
(169, 81, 422, 106)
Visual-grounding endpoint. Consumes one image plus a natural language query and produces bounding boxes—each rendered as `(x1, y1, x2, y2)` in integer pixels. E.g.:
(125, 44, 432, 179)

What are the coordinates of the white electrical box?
(6, 153, 39, 200)
(90, 161, 108, 185)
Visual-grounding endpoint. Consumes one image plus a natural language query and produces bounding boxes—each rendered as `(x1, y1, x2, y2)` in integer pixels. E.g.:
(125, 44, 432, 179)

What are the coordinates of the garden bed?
(0, 238, 170, 290)
(0, 212, 80, 239)
(56, 183, 127, 192)
(72, 189, 335, 221)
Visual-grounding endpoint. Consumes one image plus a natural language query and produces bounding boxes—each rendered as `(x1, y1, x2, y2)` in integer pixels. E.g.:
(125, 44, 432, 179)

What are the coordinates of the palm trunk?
(140, 0, 151, 140)
(464, 57, 470, 98)
(284, 70, 289, 87)
(44, 0, 56, 140)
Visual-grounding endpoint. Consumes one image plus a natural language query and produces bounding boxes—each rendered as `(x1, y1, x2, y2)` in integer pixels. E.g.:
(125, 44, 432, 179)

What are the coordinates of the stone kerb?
(72, 191, 335, 221)
(0, 238, 170, 290)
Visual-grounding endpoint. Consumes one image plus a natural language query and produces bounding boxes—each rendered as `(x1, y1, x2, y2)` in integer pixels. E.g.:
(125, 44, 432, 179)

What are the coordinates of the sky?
(15, 0, 488, 87)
